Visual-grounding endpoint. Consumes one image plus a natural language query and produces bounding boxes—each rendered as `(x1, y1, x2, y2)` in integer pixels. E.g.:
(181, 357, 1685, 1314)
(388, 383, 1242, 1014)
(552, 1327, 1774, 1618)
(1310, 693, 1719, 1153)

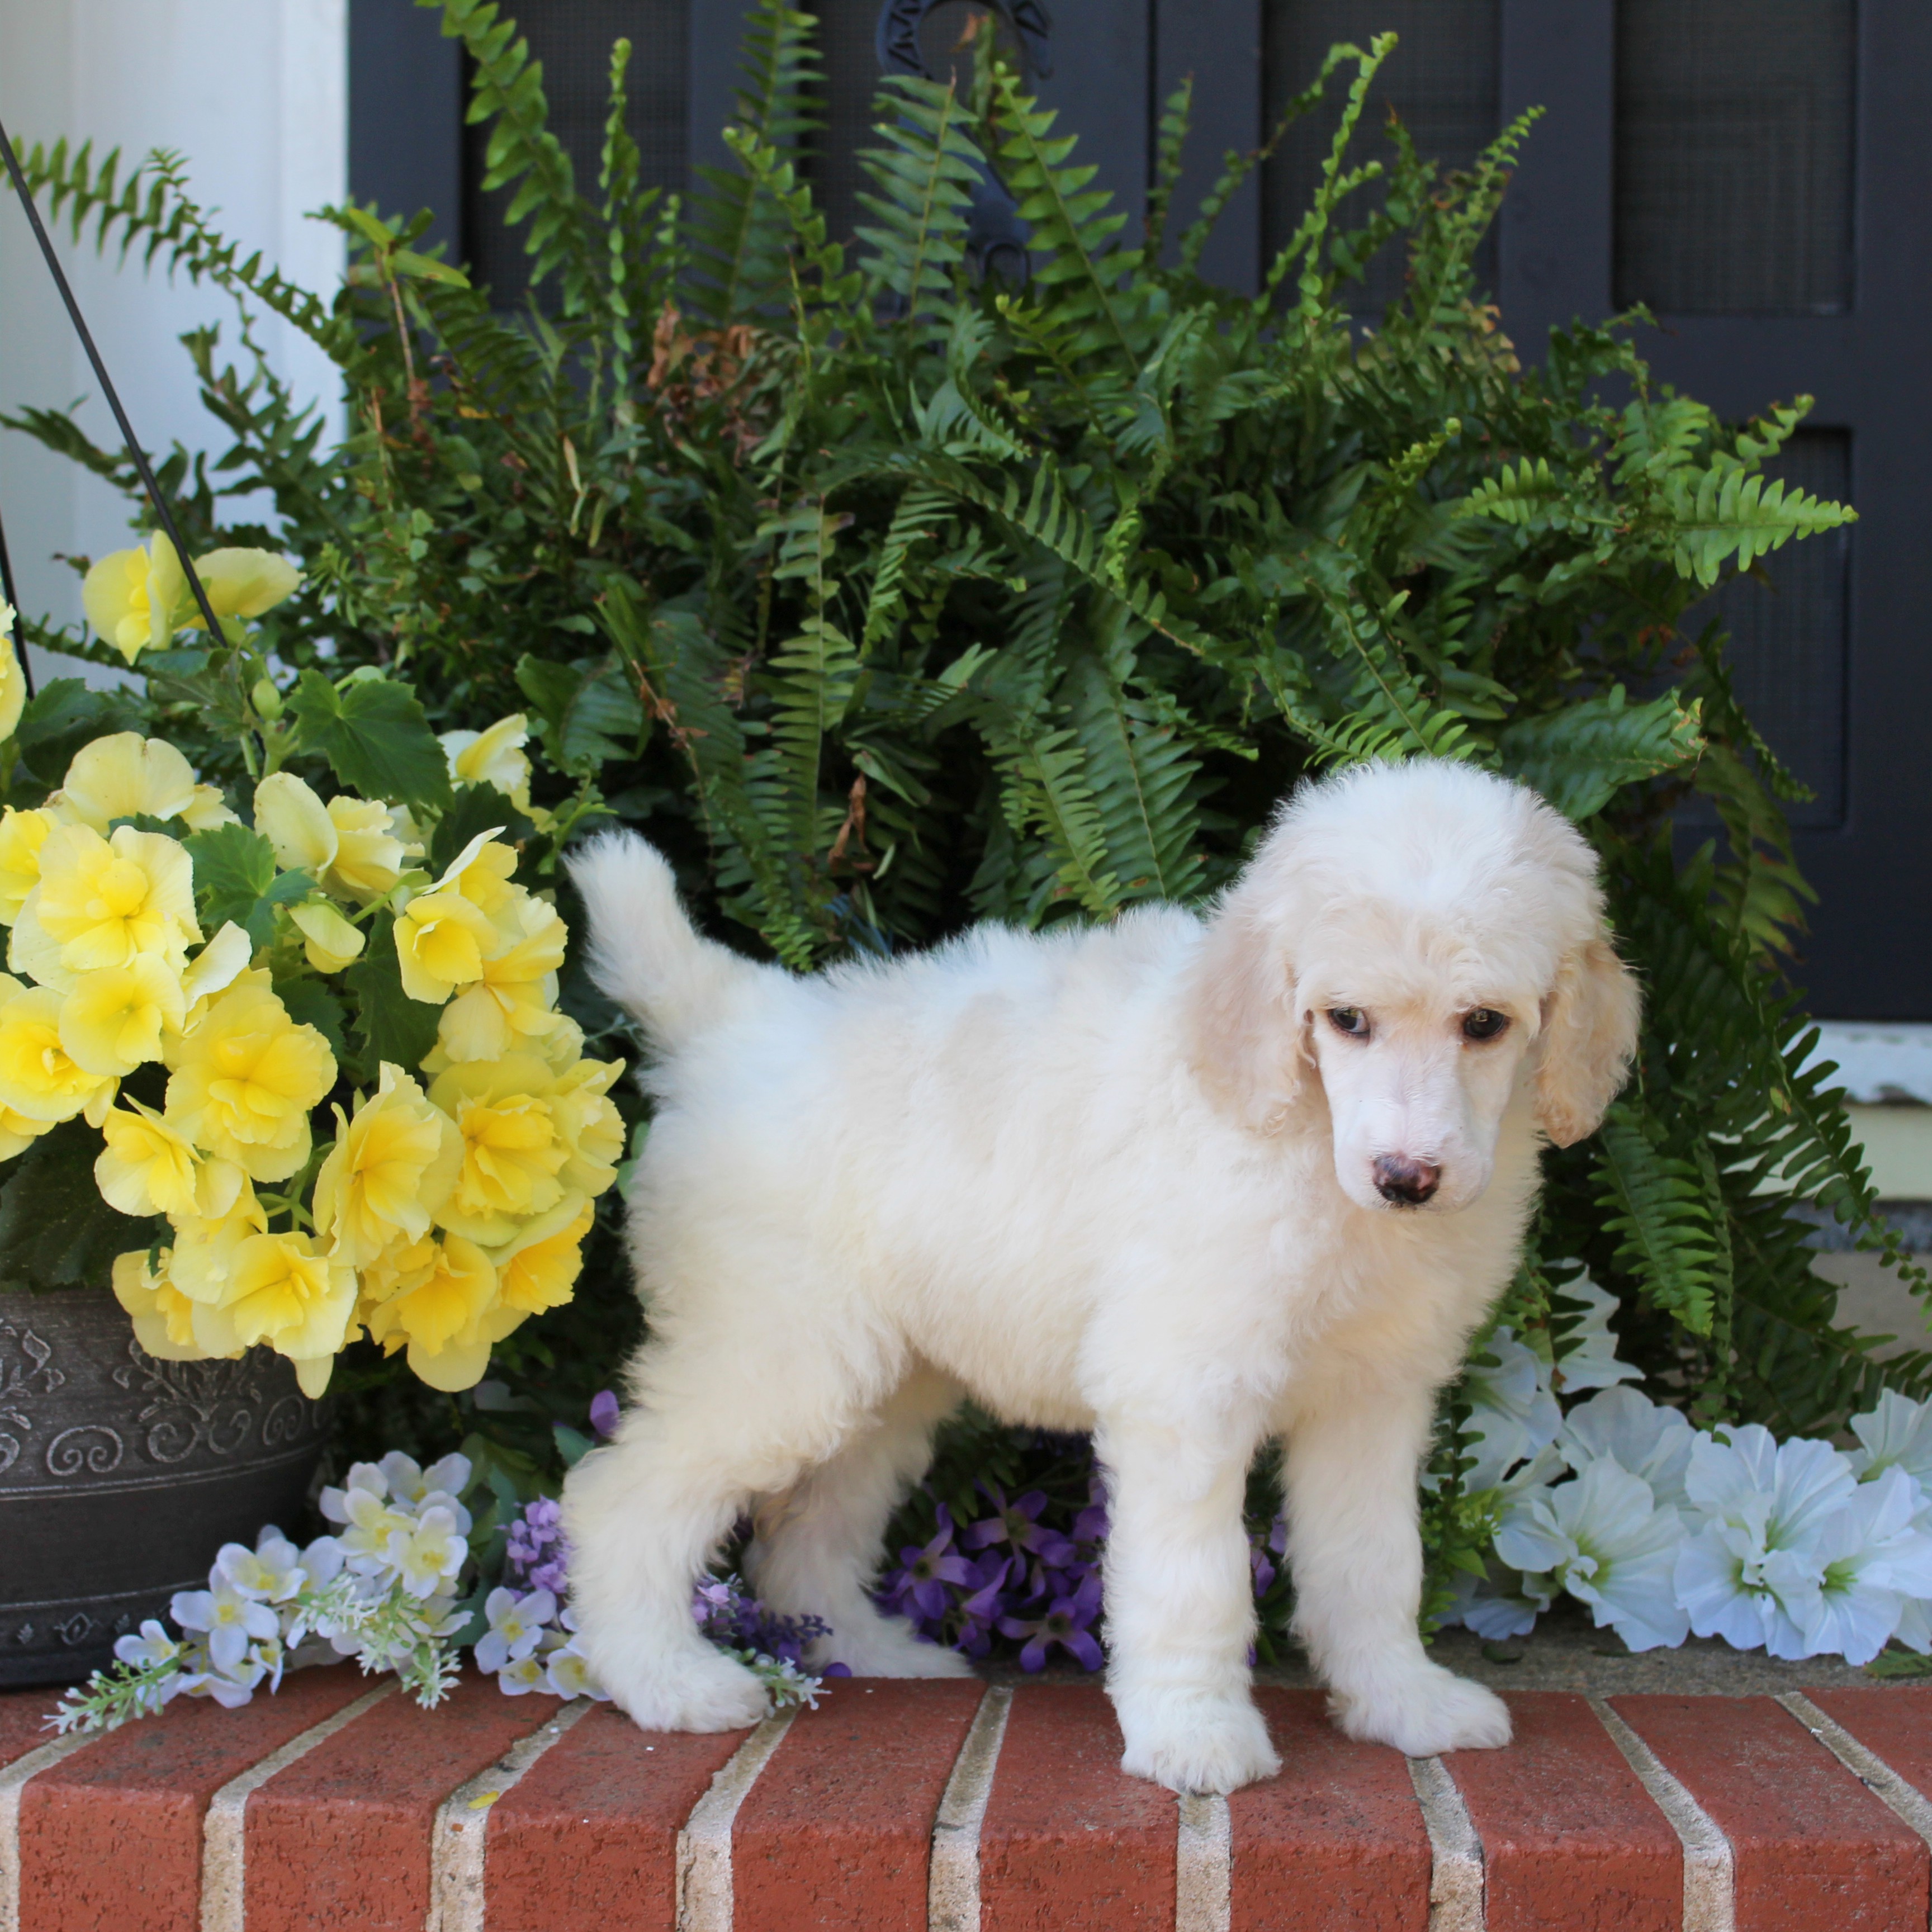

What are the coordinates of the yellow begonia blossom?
(163, 981, 335, 1182)
(112, 1248, 216, 1362)
(427, 1054, 575, 1246)
(82, 533, 186, 662)
(0, 984, 114, 1123)
(312, 1064, 461, 1267)
(290, 900, 366, 973)
(253, 772, 337, 875)
(178, 922, 255, 1020)
(49, 734, 197, 832)
(447, 837, 519, 921)
(0, 613, 25, 743)
(394, 886, 497, 1005)
(254, 773, 413, 905)
(0, 974, 50, 1158)
(95, 1099, 244, 1220)
(362, 1231, 501, 1392)
(441, 715, 532, 806)
(26, 823, 200, 975)
(168, 1183, 268, 1305)
(550, 1057, 626, 1196)
(187, 549, 302, 625)
(435, 896, 567, 1062)
(189, 1230, 354, 1396)
(493, 1199, 593, 1317)
(59, 955, 186, 1076)
(0, 809, 53, 925)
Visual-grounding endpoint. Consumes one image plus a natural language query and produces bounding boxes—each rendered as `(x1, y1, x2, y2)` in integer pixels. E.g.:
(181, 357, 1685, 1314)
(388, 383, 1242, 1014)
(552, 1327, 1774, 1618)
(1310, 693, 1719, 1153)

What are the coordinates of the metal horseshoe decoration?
(872, 0, 1054, 286)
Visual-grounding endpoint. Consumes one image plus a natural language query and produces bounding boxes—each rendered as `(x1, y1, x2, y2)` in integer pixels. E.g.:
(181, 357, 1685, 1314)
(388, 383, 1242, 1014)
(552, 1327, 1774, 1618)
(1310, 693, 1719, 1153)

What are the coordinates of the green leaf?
(515, 654, 641, 773)
(183, 822, 312, 949)
(553, 1422, 595, 1469)
(289, 670, 452, 812)
(10, 679, 144, 790)
(0, 1119, 157, 1291)
(273, 976, 349, 1061)
(1498, 687, 1704, 821)
(342, 912, 442, 1076)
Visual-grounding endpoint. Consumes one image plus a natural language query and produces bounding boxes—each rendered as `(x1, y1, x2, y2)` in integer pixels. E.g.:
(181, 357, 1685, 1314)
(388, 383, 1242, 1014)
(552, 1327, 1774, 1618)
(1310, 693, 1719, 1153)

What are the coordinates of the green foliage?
(183, 823, 313, 949)
(0, 1120, 157, 1293)
(6, 7, 1916, 1487)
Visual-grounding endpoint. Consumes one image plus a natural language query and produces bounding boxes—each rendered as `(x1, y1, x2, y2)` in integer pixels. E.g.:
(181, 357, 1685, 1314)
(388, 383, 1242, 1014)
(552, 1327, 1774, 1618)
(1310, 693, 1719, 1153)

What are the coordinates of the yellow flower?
(427, 1054, 575, 1246)
(0, 611, 24, 743)
(394, 886, 496, 1004)
(288, 899, 366, 973)
(493, 1199, 593, 1316)
(26, 823, 200, 974)
(255, 774, 416, 907)
(312, 1064, 461, 1267)
(82, 533, 186, 662)
(178, 922, 256, 1022)
(190, 1230, 354, 1395)
(550, 1057, 626, 1196)
(0, 984, 114, 1123)
(435, 895, 567, 1062)
(48, 733, 198, 832)
(112, 1248, 217, 1362)
(95, 1099, 244, 1220)
(168, 1183, 268, 1305)
(0, 809, 53, 925)
(362, 1232, 501, 1392)
(441, 715, 532, 806)
(187, 548, 302, 625)
(448, 836, 519, 921)
(253, 772, 336, 875)
(59, 955, 186, 1076)
(163, 981, 335, 1182)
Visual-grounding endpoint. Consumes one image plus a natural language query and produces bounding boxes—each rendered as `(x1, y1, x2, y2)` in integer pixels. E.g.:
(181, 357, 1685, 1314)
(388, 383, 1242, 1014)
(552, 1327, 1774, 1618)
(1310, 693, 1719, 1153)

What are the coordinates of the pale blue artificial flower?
(1802, 1465, 1932, 1665)
(1559, 1385, 1695, 1508)
(1461, 1328, 1561, 1491)
(476, 1587, 558, 1675)
(171, 1574, 281, 1675)
(1847, 1391, 1932, 1486)
(1494, 1458, 1689, 1651)
(1550, 1277, 1646, 1394)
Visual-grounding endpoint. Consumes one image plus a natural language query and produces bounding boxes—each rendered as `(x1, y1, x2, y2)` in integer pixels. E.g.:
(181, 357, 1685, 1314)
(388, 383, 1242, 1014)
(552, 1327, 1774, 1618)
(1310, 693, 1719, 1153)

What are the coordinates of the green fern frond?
(1593, 1101, 1721, 1336)
(854, 74, 981, 325)
(1497, 686, 1704, 822)
(1666, 466, 1856, 588)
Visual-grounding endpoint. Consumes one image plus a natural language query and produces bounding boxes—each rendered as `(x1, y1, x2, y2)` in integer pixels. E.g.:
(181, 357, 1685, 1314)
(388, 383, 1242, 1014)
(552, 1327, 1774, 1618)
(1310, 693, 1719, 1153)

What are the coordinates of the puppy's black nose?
(1374, 1154, 1441, 1205)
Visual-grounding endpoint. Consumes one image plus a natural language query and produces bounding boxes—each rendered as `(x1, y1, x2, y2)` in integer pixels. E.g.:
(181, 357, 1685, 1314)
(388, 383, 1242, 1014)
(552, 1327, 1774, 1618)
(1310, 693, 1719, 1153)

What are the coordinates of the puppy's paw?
(602, 1644, 771, 1734)
(811, 1616, 978, 1680)
(1332, 1665, 1511, 1756)
(1117, 1694, 1281, 1794)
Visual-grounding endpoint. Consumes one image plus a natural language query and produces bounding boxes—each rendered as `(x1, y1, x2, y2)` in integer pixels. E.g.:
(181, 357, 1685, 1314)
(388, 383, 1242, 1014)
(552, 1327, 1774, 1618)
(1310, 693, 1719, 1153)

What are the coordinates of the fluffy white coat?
(562, 758, 1640, 1792)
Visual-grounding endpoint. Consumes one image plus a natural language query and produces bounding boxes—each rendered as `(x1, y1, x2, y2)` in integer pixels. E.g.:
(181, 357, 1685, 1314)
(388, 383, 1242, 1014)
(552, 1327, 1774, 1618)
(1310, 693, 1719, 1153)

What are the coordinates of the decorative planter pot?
(0, 1287, 331, 1687)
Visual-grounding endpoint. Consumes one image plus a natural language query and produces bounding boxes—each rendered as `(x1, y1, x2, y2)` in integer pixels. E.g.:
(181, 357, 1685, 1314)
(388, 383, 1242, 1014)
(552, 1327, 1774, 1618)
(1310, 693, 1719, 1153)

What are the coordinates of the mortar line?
(1408, 1755, 1484, 1932)
(428, 1695, 595, 1932)
(675, 1708, 797, 1932)
(1778, 1692, 1932, 1849)
(200, 1681, 396, 1932)
(927, 1685, 1011, 1932)
(1589, 1696, 1734, 1932)
(1175, 1789, 1232, 1932)
(1, 1727, 101, 1932)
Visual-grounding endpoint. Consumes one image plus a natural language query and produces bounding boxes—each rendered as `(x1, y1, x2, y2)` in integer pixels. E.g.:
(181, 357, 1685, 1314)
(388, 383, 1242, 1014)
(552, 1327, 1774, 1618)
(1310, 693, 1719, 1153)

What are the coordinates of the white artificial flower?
(378, 1450, 473, 1508)
(1550, 1275, 1646, 1394)
(1458, 1568, 1548, 1641)
(113, 1618, 182, 1671)
(320, 1461, 391, 1518)
(383, 1503, 468, 1598)
(496, 1653, 548, 1695)
(1495, 1458, 1690, 1651)
(1673, 1425, 1857, 1656)
(543, 1639, 610, 1701)
(1461, 1328, 1561, 1490)
(1560, 1385, 1696, 1508)
(1848, 1391, 1932, 1486)
(300, 1534, 347, 1588)
(1802, 1465, 1932, 1665)
(171, 1575, 280, 1675)
(215, 1525, 307, 1603)
(1895, 1598, 1932, 1655)
(332, 1487, 418, 1576)
(475, 1587, 557, 1674)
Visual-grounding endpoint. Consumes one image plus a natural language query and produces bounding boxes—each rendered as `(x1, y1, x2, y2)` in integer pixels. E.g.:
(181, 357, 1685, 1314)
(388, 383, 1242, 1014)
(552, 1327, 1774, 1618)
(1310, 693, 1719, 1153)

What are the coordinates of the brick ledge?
(3, 1670, 1930, 1929)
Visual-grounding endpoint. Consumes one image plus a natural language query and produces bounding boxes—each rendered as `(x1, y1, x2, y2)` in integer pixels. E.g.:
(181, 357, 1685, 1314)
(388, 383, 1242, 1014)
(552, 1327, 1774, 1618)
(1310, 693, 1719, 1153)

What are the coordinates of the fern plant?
(3, 2, 1920, 1527)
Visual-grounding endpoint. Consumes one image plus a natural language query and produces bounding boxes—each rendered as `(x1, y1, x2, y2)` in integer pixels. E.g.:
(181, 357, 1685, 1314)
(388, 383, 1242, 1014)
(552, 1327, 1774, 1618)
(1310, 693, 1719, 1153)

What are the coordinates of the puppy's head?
(1185, 760, 1639, 1212)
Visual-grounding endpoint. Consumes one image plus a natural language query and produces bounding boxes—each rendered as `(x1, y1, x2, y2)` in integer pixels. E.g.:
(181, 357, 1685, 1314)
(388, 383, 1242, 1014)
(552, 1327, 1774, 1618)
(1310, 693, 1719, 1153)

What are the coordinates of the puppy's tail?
(566, 832, 768, 1045)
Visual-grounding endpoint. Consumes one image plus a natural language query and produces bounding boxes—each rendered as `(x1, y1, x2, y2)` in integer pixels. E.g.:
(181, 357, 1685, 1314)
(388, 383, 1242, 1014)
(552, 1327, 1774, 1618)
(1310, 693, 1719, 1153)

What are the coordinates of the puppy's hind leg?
(744, 1363, 975, 1679)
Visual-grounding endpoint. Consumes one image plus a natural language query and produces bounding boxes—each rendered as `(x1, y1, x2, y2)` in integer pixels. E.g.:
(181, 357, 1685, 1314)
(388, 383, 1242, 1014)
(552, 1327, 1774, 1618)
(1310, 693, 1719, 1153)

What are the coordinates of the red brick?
(1445, 1691, 1679, 1932)
(13, 1665, 370, 1932)
(484, 1706, 750, 1932)
(244, 1671, 560, 1932)
(1, 1687, 61, 1770)
(978, 1683, 1175, 1932)
(1227, 1688, 1428, 1932)
(732, 1678, 986, 1932)
(1611, 1693, 1930, 1931)
(1803, 1685, 1932, 1801)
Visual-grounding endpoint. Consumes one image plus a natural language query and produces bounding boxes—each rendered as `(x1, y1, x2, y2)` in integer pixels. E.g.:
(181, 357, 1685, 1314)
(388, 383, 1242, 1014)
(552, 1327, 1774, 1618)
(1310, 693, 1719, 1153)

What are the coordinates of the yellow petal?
(112, 1248, 212, 1360)
(191, 548, 301, 621)
(95, 1100, 203, 1217)
(60, 955, 186, 1076)
(0, 809, 54, 925)
(253, 773, 338, 875)
(0, 985, 111, 1122)
(441, 716, 531, 804)
(82, 548, 158, 662)
(290, 899, 366, 972)
(54, 733, 198, 832)
(180, 922, 255, 1011)
(0, 629, 24, 743)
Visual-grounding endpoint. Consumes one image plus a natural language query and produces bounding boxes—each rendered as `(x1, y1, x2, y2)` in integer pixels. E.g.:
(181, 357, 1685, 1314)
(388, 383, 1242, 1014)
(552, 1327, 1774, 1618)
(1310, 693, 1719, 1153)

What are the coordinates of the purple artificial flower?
(1072, 1478, 1110, 1549)
(999, 1569, 1105, 1673)
(690, 1571, 831, 1663)
(964, 1486, 1076, 1569)
(882, 1503, 975, 1623)
(589, 1389, 621, 1439)
(1250, 1539, 1276, 1597)
(505, 1497, 569, 1595)
(952, 1555, 1016, 1660)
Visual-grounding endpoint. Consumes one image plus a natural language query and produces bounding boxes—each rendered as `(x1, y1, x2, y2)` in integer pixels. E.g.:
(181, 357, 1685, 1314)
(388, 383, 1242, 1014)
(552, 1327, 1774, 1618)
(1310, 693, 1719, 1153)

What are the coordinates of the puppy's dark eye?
(1463, 1008, 1509, 1042)
(1327, 1007, 1369, 1039)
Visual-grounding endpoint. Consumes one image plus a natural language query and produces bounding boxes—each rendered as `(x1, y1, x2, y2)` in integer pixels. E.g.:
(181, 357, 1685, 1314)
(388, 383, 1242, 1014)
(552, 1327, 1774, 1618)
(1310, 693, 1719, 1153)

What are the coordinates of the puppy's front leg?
(1284, 1379, 1511, 1756)
(1098, 1418, 1280, 1794)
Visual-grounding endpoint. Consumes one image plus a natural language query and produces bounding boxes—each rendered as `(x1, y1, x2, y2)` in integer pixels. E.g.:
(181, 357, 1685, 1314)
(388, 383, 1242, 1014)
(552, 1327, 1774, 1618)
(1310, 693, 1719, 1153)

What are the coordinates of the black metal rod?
(0, 113, 229, 650)
(0, 505, 36, 698)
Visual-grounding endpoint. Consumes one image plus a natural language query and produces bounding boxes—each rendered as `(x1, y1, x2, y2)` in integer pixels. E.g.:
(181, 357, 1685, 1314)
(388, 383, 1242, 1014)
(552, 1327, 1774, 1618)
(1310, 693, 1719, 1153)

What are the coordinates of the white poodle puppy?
(562, 757, 1639, 1793)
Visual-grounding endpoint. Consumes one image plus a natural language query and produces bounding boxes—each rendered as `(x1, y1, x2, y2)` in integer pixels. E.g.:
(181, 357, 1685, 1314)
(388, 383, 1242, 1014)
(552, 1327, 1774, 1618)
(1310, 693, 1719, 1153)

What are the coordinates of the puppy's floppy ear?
(1535, 930, 1641, 1147)
(1183, 894, 1306, 1134)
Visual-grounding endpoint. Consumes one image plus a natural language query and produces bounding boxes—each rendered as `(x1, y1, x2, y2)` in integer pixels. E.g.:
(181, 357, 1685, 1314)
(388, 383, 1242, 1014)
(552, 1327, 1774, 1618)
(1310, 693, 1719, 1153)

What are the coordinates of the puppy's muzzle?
(1373, 1154, 1441, 1206)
